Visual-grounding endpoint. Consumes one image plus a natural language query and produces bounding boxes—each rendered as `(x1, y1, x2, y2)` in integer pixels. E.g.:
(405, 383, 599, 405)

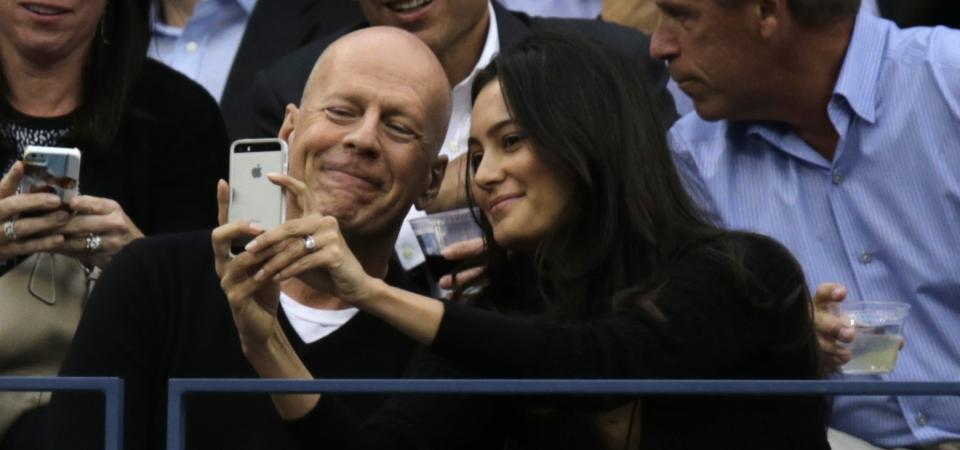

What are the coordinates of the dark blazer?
(220, 0, 363, 141)
(235, 2, 677, 139)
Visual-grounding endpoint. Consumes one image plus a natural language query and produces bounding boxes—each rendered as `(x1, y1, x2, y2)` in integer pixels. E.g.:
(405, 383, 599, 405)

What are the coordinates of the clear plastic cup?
(409, 208, 483, 285)
(838, 301, 910, 375)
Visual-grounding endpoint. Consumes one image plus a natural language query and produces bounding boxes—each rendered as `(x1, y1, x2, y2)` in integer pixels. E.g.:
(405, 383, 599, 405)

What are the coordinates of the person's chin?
(690, 98, 732, 122)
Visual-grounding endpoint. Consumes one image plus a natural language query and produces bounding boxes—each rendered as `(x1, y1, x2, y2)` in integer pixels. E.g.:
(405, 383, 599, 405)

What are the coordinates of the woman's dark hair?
(463, 32, 815, 359)
(1, 0, 150, 156)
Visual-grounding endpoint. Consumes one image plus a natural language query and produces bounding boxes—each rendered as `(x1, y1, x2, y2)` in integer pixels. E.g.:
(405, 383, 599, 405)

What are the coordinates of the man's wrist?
(243, 322, 293, 374)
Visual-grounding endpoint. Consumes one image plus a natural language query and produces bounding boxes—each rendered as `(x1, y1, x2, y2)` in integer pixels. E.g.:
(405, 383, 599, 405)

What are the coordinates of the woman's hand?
(54, 195, 145, 267)
(243, 173, 383, 308)
(0, 162, 71, 259)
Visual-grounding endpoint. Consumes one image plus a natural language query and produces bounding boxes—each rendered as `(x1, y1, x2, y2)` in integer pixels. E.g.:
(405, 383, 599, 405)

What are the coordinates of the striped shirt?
(669, 12, 960, 448)
(148, 0, 256, 103)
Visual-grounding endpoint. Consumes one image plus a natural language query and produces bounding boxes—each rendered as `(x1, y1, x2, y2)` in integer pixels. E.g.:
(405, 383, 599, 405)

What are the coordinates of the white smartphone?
(228, 138, 288, 254)
(20, 146, 81, 205)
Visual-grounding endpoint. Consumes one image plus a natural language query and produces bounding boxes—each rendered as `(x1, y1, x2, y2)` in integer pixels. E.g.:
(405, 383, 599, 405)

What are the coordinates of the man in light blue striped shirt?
(149, 0, 256, 103)
(652, 0, 960, 448)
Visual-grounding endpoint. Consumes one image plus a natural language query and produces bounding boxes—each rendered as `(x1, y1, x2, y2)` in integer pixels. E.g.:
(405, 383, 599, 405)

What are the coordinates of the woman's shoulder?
(129, 59, 222, 119)
(676, 232, 807, 300)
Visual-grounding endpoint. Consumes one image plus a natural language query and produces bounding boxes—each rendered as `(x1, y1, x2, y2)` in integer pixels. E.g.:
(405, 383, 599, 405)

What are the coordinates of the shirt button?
(401, 245, 414, 260)
(185, 41, 199, 53)
(831, 170, 844, 185)
(916, 412, 928, 426)
(859, 251, 874, 264)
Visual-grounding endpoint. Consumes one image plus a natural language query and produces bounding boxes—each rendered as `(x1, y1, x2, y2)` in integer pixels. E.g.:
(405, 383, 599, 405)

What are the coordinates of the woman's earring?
(99, 8, 111, 45)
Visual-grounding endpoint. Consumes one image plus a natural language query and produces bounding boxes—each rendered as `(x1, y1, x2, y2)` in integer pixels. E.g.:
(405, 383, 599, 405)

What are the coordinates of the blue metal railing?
(0, 376, 124, 450)
(166, 378, 960, 450)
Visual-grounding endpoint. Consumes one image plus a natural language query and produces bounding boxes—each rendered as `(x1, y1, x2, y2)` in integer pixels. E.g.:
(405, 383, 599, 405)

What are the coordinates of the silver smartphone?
(228, 138, 288, 254)
(20, 146, 81, 205)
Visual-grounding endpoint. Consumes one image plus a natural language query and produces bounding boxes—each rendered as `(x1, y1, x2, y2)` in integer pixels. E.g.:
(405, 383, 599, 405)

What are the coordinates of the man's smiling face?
(281, 29, 451, 238)
(356, 0, 488, 59)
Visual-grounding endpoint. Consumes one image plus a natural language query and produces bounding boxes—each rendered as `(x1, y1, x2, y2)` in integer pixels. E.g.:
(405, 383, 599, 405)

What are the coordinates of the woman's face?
(0, 0, 106, 61)
(468, 80, 573, 250)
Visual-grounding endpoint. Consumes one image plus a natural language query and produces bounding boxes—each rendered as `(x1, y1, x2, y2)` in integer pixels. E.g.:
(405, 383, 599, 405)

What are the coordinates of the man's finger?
(441, 237, 485, 261)
(267, 173, 310, 213)
(813, 282, 846, 308)
(0, 162, 24, 198)
(217, 179, 230, 226)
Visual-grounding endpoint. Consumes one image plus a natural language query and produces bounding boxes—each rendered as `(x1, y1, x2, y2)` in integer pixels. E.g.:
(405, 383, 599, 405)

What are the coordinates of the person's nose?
(650, 22, 680, 62)
(342, 110, 382, 158)
(472, 150, 504, 193)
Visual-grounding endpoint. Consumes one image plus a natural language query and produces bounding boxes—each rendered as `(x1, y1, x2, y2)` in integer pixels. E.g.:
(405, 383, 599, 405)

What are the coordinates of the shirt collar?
(831, 12, 888, 124)
(151, 0, 257, 35)
(235, 0, 257, 15)
(457, 1, 500, 91)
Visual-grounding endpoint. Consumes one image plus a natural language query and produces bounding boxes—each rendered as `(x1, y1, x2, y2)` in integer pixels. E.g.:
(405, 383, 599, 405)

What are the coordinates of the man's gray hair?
(716, 0, 860, 27)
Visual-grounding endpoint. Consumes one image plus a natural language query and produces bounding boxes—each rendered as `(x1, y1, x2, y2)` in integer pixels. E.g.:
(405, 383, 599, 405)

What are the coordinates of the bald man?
(46, 28, 453, 450)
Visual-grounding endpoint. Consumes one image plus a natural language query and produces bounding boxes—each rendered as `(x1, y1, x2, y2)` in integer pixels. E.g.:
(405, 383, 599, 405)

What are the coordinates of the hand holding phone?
(228, 138, 288, 254)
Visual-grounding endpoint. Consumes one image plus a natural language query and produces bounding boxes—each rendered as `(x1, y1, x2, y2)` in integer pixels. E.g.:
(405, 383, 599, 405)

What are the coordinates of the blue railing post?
(0, 376, 124, 450)
(165, 378, 960, 450)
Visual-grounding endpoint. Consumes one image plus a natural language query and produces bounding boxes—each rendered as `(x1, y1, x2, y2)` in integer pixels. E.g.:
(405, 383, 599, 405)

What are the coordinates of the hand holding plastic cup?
(409, 208, 483, 294)
(836, 301, 910, 375)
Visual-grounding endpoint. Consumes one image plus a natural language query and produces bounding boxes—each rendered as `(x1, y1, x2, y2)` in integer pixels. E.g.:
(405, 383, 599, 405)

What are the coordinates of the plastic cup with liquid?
(838, 301, 910, 375)
(409, 208, 483, 295)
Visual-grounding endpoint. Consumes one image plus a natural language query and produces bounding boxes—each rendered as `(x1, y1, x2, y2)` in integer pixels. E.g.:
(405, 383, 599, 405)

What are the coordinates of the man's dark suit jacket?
(219, 0, 362, 140)
(234, 2, 677, 139)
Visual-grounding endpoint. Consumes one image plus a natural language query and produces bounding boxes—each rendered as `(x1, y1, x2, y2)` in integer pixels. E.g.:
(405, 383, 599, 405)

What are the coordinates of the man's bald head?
(302, 27, 452, 154)
(278, 26, 453, 240)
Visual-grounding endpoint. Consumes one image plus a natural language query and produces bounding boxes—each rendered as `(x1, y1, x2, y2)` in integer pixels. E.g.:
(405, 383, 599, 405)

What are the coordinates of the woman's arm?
(368, 237, 810, 380)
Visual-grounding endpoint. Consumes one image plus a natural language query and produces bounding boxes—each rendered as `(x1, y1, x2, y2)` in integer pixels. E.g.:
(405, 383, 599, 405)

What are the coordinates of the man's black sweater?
(47, 230, 418, 450)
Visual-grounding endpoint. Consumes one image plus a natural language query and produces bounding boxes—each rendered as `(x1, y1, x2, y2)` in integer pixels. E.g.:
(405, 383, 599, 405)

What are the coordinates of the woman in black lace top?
(0, 0, 227, 443)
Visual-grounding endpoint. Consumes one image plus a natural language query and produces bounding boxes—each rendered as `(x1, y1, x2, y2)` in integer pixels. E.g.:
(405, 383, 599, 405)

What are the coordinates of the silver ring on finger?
(2, 220, 16, 240)
(303, 235, 317, 252)
(85, 233, 103, 253)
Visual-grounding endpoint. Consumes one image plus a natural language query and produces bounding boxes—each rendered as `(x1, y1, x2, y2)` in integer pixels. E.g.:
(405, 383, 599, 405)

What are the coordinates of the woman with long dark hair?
(226, 32, 828, 449)
(0, 0, 227, 443)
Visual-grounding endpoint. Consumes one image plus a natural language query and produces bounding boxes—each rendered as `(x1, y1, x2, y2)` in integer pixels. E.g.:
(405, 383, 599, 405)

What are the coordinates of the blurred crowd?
(0, 1, 956, 449)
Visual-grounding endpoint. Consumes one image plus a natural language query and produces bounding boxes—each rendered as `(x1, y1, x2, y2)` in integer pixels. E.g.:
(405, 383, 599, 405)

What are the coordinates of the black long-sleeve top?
(46, 231, 420, 450)
(290, 235, 830, 450)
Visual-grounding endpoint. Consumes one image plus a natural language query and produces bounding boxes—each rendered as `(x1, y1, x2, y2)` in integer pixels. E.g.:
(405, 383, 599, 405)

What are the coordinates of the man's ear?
(756, 0, 786, 39)
(414, 155, 449, 211)
(279, 103, 299, 143)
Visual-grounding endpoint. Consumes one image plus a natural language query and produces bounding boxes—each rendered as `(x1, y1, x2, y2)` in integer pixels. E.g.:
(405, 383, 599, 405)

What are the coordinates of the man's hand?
(213, 179, 320, 418)
(0, 162, 70, 259)
(213, 180, 288, 352)
(813, 282, 855, 374)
